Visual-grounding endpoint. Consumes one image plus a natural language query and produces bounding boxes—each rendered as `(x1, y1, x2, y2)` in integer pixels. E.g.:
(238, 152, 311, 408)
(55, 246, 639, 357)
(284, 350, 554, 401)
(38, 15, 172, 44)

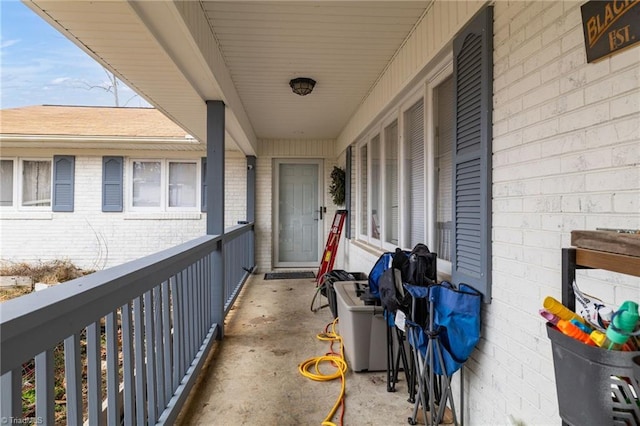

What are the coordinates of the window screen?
(359, 145, 368, 235)
(405, 100, 425, 248)
(384, 121, 399, 245)
(370, 134, 380, 239)
(436, 77, 454, 261)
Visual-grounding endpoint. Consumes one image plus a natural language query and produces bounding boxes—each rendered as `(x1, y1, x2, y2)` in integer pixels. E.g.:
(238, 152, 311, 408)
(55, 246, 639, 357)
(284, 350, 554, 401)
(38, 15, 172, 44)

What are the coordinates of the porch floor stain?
(174, 274, 449, 425)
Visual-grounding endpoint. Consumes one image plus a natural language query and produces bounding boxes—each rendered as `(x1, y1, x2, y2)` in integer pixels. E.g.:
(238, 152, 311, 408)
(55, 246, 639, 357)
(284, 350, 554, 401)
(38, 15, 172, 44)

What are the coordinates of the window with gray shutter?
(52, 155, 74, 212)
(102, 156, 123, 212)
(452, 6, 493, 302)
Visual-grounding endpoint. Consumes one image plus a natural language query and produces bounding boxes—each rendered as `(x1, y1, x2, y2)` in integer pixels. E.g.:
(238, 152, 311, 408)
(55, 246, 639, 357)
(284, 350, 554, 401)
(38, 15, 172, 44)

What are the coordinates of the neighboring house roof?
(0, 105, 201, 150)
(1, 105, 190, 138)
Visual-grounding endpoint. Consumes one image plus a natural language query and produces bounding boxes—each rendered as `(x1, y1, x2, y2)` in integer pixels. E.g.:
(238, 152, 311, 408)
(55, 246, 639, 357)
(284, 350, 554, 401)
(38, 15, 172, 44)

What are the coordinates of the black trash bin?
(319, 270, 368, 318)
(546, 323, 640, 426)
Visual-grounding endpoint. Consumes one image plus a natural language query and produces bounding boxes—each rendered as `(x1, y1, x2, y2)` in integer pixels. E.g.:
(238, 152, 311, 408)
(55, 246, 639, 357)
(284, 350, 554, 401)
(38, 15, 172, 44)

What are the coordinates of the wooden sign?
(581, 0, 640, 63)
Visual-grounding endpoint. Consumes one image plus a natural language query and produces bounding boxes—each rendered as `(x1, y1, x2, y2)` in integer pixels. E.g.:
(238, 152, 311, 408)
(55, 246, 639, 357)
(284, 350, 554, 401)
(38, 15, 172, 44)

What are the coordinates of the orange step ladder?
(316, 210, 348, 284)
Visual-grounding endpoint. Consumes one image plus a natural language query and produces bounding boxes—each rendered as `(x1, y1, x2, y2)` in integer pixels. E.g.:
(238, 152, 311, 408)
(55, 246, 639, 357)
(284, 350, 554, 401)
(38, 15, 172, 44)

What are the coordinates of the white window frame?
(18, 157, 53, 211)
(356, 140, 369, 242)
(368, 130, 382, 246)
(0, 157, 18, 209)
(167, 160, 199, 211)
(128, 158, 201, 212)
(426, 62, 454, 275)
(399, 88, 428, 250)
(380, 113, 400, 252)
(353, 55, 454, 275)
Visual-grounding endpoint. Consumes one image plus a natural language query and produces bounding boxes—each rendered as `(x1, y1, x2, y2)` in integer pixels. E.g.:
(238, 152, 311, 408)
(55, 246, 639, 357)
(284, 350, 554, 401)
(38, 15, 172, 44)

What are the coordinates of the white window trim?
(0, 157, 17, 210)
(167, 160, 200, 212)
(368, 130, 382, 247)
(353, 53, 454, 277)
(427, 62, 454, 276)
(380, 114, 400, 252)
(356, 140, 369, 243)
(127, 158, 201, 212)
(18, 157, 52, 211)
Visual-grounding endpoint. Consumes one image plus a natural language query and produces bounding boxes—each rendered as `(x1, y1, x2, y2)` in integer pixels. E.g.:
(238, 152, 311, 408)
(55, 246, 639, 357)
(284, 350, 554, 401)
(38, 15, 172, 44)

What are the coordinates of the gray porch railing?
(0, 223, 255, 425)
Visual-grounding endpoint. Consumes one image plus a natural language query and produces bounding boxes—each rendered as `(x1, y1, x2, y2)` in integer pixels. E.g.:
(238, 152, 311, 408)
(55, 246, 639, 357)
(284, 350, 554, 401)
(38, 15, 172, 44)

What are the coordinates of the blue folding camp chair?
(405, 282, 482, 426)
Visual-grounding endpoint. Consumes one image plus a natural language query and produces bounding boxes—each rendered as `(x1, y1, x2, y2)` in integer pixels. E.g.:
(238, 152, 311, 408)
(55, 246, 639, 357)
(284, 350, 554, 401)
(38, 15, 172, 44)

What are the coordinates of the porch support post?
(206, 100, 225, 339)
(246, 156, 256, 223)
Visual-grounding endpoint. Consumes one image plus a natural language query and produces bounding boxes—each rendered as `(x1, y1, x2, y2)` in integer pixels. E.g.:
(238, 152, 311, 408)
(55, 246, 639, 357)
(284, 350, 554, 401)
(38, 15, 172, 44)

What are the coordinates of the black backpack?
(406, 243, 437, 286)
(378, 267, 411, 315)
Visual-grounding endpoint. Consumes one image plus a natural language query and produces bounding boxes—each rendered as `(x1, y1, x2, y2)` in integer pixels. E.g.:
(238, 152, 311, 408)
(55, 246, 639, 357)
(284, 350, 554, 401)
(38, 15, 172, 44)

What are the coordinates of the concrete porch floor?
(175, 273, 428, 426)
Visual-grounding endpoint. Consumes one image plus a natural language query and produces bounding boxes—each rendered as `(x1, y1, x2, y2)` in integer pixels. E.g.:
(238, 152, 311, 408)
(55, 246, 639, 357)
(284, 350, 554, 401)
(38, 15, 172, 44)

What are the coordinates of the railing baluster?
(205, 254, 211, 325)
(186, 266, 194, 362)
(64, 334, 83, 426)
(121, 302, 135, 425)
(198, 259, 205, 343)
(209, 253, 214, 324)
(0, 225, 255, 426)
(35, 349, 55, 425)
(162, 280, 172, 404)
(170, 275, 181, 391)
(144, 290, 157, 425)
(0, 369, 21, 420)
(154, 286, 165, 412)
(86, 322, 102, 425)
(106, 311, 119, 426)
(133, 296, 146, 426)
(179, 270, 188, 378)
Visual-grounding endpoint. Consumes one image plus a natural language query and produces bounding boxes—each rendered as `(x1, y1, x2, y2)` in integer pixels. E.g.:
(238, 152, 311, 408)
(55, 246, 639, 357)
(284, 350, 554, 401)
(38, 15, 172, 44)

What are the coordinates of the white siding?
(0, 149, 247, 270)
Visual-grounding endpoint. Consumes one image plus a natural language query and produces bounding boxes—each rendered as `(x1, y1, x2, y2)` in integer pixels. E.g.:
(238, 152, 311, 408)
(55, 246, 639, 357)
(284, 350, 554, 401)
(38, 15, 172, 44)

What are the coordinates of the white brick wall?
(0, 150, 247, 270)
(484, 1, 639, 424)
(342, 1, 639, 425)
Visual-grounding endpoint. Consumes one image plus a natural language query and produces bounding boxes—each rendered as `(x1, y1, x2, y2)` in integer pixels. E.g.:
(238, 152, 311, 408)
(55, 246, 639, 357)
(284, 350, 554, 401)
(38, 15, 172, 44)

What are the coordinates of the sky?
(0, 0, 150, 109)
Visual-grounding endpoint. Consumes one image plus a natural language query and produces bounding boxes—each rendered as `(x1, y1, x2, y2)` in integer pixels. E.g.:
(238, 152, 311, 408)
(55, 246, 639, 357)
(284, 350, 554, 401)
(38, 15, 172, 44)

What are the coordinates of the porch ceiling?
(24, 1, 429, 153)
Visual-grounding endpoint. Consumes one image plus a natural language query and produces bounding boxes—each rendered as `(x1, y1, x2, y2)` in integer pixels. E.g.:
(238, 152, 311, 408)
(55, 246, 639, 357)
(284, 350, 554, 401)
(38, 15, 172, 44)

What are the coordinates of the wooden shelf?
(575, 248, 640, 277)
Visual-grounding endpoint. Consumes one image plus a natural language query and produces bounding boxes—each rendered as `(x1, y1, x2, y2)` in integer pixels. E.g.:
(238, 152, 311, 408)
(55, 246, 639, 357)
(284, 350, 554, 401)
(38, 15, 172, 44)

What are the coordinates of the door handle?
(316, 207, 323, 220)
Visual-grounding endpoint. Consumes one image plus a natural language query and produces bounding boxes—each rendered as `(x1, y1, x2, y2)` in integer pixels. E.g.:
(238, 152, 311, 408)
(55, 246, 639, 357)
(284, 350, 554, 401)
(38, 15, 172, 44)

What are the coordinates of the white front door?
(274, 159, 323, 267)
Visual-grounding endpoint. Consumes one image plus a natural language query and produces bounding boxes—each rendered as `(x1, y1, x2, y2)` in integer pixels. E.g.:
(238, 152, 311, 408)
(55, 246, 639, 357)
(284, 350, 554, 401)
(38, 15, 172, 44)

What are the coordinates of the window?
(169, 162, 197, 207)
(1, 157, 75, 211)
(352, 6, 491, 301)
(370, 134, 380, 240)
(132, 161, 161, 207)
(22, 160, 51, 207)
(384, 120, 399, 245)
(359, 144, 368, 236)
(435, 77, 454, 261)
(0, 160, 14, 206)
(129, 159, 200, 211)
(405, 99, 425, 248)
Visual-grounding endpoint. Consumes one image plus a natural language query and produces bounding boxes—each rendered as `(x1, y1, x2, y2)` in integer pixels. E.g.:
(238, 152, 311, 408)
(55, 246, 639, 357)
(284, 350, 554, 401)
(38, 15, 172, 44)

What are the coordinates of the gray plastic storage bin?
(324, 272, 368, 319)
(334, 281, 386, 372)
(546, 323, 640, 426)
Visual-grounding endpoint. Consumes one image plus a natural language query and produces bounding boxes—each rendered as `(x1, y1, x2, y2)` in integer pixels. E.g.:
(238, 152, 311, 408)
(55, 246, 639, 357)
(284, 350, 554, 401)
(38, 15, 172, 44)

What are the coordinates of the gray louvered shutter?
(201, 157, 207, 212)
(52, 155, 74, 212)
(102, 156, 123, 212)
(452, 6, 493, 302)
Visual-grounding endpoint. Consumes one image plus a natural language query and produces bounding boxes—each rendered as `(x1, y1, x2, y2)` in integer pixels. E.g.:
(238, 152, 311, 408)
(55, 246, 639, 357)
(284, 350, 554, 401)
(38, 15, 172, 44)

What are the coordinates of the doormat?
(264, 271, 315, 280)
